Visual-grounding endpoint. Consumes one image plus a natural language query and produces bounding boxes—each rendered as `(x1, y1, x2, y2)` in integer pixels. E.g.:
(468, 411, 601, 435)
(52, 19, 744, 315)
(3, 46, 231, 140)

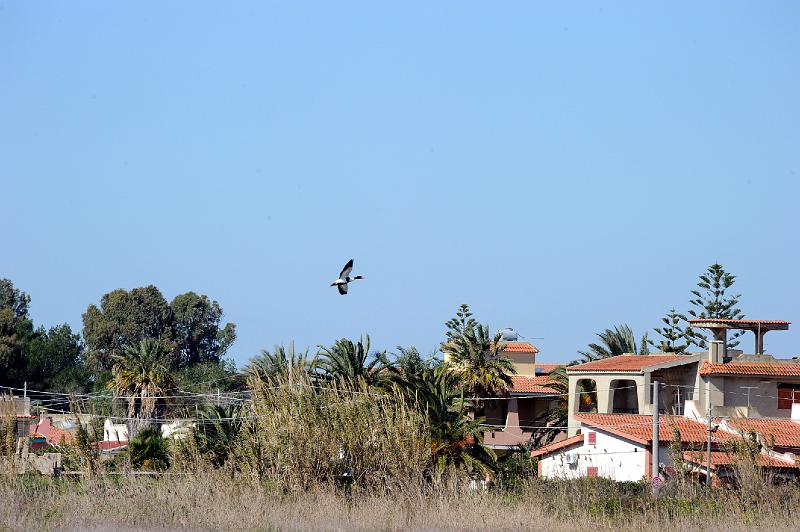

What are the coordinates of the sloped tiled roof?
(683, 450, 800, 469)
(576, 414, 733, 445)
(535, 363, 563, 375)
(700, 361, 800, 377)
(530, 434, 584, 458)
(568, 355, 688, 373)
(510, 376, 559, 394)
(501, 342, 540, 354)
(725, 418, 800, 448)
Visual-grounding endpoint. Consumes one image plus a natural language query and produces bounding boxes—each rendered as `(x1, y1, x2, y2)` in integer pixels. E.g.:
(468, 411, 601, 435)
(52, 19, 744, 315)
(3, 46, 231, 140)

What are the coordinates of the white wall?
(539, 428, 649, 482)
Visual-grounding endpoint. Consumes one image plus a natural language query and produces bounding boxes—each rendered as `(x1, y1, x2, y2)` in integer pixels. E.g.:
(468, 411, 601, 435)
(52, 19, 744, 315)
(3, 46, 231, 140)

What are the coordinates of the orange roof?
(689, 319, 790, 327)
(576, 414, 733, 445)
(700, 361, 800, 377)
(501, 342, 540, 354)
(683, 450, 800, 469)
(510, 375, 559, 394)
(568, 354, 688, 373)
(530, 434, 584, 458)
(725, 418, 800, 448)
(535, 363, 563, 374)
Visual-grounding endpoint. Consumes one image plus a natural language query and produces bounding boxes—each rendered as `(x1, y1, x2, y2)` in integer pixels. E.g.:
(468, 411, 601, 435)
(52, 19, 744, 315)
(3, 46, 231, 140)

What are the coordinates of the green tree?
(688, 263, 745, 348)
(530, 366, 569, 447)
(108, 339, 176, 440)
(170, 292, 236, 367)
(577, 324, 649, 363)
(83, 286, 176, 375)
(245, 343, 314, 382)
(0, 279, 36, 387)
(127, 426, 170, 470)
(317, 335, 388, 387)
(382, 345, 440, 388)
(23, 324, 88, 392)
(442, 323, 516, 411)
(649, 308, 692, 354)
(191, 404, 245, 468)
(394, 366, 496, 479)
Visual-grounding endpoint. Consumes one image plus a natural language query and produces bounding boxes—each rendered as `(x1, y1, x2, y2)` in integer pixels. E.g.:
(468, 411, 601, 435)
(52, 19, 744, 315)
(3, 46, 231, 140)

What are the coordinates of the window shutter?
(588, 431, 596, 445)
(778, 384, 800, 410)
(587, 466, 598, 478)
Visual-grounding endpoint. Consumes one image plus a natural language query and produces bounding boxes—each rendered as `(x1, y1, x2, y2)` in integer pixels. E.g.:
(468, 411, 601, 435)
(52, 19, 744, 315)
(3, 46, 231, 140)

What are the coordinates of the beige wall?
(506, 352, 536, 376)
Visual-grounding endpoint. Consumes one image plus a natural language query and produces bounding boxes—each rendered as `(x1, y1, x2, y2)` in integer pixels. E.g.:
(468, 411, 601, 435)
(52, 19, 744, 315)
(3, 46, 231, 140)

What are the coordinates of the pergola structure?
(688, 319, 791, 355)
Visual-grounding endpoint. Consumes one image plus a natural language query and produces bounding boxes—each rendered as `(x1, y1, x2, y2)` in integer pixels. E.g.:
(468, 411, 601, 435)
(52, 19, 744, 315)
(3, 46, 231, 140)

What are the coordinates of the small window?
(587, 431, 596, 445)
(777, 384, 800, 410)
(587, 466, 598, 478)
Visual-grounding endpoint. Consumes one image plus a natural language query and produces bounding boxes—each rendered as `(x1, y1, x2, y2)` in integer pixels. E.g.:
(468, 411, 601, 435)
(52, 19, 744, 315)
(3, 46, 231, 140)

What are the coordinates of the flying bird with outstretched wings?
(330, 259, 363, 295)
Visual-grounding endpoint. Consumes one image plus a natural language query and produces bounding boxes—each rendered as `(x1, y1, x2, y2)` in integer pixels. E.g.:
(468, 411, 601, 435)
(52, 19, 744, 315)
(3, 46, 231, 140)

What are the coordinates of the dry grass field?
(1, 473, 799, 531)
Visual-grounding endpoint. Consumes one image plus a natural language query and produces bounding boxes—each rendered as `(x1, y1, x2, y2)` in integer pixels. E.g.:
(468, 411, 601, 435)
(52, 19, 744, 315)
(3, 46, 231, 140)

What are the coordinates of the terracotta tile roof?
(688, 319, 790, 326)
(501, 342, 540, 354)
(725, 418, 800, 448)
(683, 450, 800, 469)
(510, 376, 559, 394)
(576, 414, 734, 446)
(535, 363, 563, 375)
(568, 354, 688, 373)
(96, 441, 128, 451)
(700, 361, 800, 377)
(530, 434, 584, 458)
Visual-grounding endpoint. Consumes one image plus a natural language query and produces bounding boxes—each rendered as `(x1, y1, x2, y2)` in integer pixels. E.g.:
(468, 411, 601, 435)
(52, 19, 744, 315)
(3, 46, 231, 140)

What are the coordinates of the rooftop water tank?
(498, 328, 519, 341)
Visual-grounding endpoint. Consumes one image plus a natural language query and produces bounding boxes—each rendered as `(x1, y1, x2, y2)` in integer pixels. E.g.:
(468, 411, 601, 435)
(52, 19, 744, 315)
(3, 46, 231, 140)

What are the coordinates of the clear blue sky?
(3, 2, 799, 367)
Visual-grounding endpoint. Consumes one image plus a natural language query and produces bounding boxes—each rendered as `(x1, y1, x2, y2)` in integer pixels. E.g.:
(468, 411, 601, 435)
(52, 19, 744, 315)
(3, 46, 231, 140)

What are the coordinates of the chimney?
(708, 341, 725, 364)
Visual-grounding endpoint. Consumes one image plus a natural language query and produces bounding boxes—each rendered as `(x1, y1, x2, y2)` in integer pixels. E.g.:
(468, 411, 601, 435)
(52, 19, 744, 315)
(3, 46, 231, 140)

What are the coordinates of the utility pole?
(706, 399, 713, 489)
(652, 380, 659, 480)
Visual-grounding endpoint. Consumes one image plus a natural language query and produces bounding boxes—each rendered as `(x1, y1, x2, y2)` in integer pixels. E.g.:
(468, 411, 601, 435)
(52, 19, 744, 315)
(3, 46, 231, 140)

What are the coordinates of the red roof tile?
(530, 434, 584, 458)
(700, 361, 800, 377)
(688, 319, 790, 326)
(535, 363, 563, 374)
(576, 414, 733, 445)
(568, 355, 688, 373)
(510, 376, 559, 394)
(501, 342, 540, 354)
(96, 441, 128, 451)
(725, 418, 800, 448)
(683, 450, 800, 469)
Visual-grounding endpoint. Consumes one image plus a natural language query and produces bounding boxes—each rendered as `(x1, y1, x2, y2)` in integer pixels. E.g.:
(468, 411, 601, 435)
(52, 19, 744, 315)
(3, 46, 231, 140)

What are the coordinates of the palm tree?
(108, 339, 176, 441)
(441, 323, 516, 412)
(393, 366, 496, 479)
(245, 343, 315, 383)
(576, 324, 649, 363)
(530, 367, 568, 447)
(317, 335, 389, 387)
(192, 404, 246, 468)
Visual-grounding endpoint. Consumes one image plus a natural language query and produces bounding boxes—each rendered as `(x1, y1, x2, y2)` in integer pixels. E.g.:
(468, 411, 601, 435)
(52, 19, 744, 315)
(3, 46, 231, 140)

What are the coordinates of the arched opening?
(576, 378, 597, 412)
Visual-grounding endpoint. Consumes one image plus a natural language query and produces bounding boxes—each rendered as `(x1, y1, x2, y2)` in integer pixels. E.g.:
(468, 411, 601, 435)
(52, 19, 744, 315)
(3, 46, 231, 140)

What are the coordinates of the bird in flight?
(330, 259, 363, 295)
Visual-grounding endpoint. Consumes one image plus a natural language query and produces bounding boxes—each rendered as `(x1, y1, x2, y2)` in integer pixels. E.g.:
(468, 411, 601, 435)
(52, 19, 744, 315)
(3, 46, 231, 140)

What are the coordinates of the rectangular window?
(587, 431, 596, 445)
(587, 467, 598, 478)
(777, 384, 800, 410)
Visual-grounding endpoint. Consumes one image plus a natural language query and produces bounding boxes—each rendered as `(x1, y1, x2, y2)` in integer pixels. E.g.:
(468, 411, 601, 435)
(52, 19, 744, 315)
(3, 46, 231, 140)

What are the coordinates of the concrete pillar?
(567, 376, 579, 436)
(505, 398, 520, 436)
(711, 328, 727, 359)
(596, 377, 613, 414)
(637, 375, 649, 415)
(754, 329, 766, 355)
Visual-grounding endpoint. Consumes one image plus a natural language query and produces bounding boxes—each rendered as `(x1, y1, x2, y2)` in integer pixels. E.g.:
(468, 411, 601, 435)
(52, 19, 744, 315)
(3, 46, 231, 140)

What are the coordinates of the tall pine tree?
(687, 263, 744, 348)
(650, 308, 692, 353)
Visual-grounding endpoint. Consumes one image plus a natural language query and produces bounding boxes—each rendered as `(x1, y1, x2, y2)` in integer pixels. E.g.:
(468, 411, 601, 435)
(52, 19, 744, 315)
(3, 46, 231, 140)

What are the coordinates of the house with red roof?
(445, 329, 564, 450)
(532, 412, 800, 484)
(565, 319, 799, 438)
(535, 318, 800, 484)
